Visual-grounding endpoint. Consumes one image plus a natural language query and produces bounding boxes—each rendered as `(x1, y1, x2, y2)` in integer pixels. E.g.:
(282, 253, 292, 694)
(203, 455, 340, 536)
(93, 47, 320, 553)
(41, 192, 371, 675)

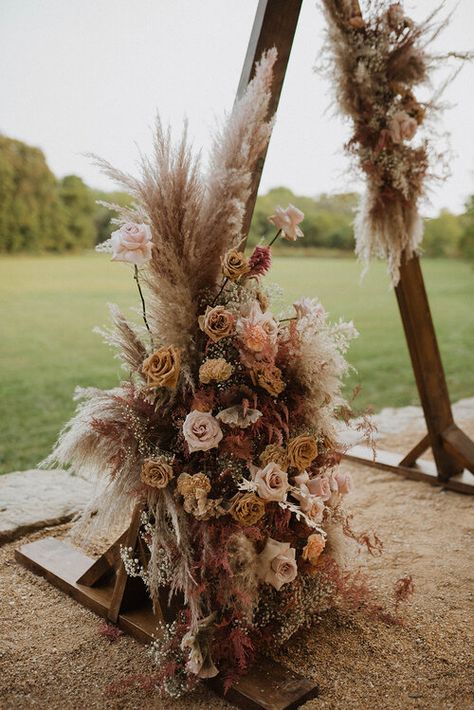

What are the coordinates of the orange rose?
(221, 249, 250, 281)
(140, 457, 174, 488)
(302, 533, 326, 566)
(142, 345, 181, 389)
(198, 306, 235, 343)
(287, 434, 318, 472)
(250, 363, 285, 397)
(230, 493, 266, 526)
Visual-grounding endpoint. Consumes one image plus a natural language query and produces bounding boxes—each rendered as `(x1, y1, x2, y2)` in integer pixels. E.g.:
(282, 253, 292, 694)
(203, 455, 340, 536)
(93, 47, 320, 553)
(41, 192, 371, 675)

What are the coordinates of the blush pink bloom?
(183, 410, 223, 453)
(258, 537, 298, 591)
(236, 302, 278, 356)
(110, 222, 152, 265)
(251, 462, 289, 502)
(268, 204, 304, 241)
(248, 245, 272, 277)
(388, 111, 417, 144)
(335, 471, 354, 495)
(304, 474, 332, 502)
(293, 297, 325, 321)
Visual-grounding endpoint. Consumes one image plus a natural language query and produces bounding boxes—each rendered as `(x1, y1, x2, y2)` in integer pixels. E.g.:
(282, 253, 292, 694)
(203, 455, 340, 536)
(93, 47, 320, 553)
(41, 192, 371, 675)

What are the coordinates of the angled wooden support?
(346, 253, 474, 493)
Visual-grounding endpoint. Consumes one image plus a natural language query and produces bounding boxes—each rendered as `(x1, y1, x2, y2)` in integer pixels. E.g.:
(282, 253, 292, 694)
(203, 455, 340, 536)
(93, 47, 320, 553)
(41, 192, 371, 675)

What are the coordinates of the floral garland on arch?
(320, 0, 472, 284)
(44, 50, 380, 697)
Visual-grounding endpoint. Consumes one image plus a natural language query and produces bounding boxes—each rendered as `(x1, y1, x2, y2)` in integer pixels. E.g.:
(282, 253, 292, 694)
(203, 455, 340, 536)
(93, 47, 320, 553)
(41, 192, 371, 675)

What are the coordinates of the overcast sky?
(1, 0, 473, 215)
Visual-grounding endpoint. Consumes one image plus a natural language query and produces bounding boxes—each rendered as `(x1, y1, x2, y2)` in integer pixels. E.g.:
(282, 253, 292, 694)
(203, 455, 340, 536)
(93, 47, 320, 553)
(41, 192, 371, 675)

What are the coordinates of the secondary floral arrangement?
(44, 50, 379, 697)
(320, 0, 471, 284)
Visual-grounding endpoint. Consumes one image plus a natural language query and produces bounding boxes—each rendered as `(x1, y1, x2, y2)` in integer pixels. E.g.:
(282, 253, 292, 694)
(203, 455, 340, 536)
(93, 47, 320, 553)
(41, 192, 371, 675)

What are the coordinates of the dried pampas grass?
(319, 0, 471, 284)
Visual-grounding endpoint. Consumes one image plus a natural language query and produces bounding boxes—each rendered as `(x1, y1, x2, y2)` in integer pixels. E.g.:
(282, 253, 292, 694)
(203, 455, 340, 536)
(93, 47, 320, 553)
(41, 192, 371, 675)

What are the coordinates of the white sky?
(1, 0, 473, 215)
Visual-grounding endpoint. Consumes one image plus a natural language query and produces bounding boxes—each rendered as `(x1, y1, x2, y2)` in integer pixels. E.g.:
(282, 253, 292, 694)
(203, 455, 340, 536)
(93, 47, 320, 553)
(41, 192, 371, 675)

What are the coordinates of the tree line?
(0, 134, 473, 259)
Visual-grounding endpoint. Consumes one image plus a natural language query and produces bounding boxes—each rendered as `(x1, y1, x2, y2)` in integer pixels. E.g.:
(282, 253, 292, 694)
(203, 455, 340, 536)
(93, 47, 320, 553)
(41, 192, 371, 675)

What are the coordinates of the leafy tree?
(459, 195, 474, 261)
(423, 209, 462, 257)
(58, 175, 97, 250)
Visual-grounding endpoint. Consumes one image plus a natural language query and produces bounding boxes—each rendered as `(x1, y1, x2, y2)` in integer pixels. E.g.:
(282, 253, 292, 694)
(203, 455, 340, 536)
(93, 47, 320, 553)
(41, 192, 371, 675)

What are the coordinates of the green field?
(0, 253, 473, 475)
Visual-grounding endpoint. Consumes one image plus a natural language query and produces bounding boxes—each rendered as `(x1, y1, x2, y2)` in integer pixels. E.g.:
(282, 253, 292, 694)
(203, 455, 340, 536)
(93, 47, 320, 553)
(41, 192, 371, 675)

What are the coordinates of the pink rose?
(183, 410, 223, 453)
(388, 111, 417, 144)
(335, 471, 354, 495)
(268, 204, 304, 241)
(306, 475, 332, 502)
(292, 471, 326, 522)
(258, 537, 298, 591)
(252, 462, 289, 502)
(110, 222, 152, 265)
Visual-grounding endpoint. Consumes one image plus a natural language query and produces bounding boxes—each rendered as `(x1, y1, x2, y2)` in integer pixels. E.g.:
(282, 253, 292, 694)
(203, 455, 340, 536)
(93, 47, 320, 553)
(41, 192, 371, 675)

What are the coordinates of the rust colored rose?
(142, 345, 181, 389)
(259, 444, 288, 472)
(198, 305, 235, 343)
(140, 457, 174, 489)
(199, 358, 234, 384)
(221, 249, 251, 281)
(250, 363, 285, 397)
(230, 493, 266, 526)
(287, 434, 318, 472)
(302, 533, 326, 566)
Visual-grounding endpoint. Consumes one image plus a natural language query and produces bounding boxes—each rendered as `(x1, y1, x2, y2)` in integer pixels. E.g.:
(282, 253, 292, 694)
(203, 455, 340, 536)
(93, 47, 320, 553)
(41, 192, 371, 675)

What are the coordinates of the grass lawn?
(0, 253, 473, 475)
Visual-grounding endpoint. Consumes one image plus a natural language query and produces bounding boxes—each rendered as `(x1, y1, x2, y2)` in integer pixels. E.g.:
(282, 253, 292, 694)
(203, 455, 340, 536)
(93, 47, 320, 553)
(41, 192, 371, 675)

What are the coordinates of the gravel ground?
(1, 427, 473, 710)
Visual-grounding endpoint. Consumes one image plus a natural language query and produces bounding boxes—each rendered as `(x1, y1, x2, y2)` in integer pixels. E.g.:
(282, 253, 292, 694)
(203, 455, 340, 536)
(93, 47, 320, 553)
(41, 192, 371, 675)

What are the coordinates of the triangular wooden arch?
(16, 1, 474, 709)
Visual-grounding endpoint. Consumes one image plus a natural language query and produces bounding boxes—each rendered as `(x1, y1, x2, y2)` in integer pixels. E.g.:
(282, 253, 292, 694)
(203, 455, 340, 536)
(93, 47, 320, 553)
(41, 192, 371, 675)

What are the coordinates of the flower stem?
(211, 277, 229, 306)
(268, 229, 282, 248)
(133, 265, 154, 348)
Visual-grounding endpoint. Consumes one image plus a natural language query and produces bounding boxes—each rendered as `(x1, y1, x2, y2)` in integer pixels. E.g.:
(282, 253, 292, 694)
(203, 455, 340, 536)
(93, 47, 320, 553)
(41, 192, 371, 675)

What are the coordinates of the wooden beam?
(399, 433, 430, 468)
(442, 425, 474, 475)
(237, 0, 303, 239)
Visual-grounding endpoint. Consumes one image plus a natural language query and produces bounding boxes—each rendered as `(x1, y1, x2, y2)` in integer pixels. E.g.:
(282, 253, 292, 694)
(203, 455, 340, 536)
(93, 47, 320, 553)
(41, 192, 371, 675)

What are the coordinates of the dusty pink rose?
(268, 204, 304, 241)
(236, 302, 278, 356)
(110, 222, 152, 265)
(293, 471, 326, 522)
(252, 462, 289, 502)
(258, 537, 298, 591)
(293, 297, 325, 321)
(183, 410, 223, 453)
(248, 245, 272, 277)
(388, 111, 417, 144)
(335, 471, 354, 495)
(303, 474, 332, 502)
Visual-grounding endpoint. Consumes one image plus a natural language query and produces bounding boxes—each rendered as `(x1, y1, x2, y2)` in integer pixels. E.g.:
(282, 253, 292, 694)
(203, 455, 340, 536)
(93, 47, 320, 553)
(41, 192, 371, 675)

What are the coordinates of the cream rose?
(388, 110, 417, 144)
(252, 462, 289, 502)
(110, 222, 152, 265)
(268, 204, 304, 241)
(183, 410, 223, 453)
(258, 537, 298, 591)
(142, 345, 181, 390)
(198, 306, 235, 343)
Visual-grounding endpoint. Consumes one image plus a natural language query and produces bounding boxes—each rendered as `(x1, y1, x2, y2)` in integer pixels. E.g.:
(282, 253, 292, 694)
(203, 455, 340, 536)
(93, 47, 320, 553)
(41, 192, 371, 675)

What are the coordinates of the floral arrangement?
(320, 0, 471, 284)
(44, 50, 371, 697)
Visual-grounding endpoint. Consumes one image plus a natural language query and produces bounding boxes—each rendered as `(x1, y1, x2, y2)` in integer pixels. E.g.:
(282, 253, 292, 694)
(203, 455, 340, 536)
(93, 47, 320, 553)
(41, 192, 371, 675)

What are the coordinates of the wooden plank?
(395, 254, 463, 480)
(107, 503, 143, 623)
(209, 655, 318, 710)
(442, 425, 474, 475)
(345, 446, 474, 495)
(16, 536, 318, 710)
(77, 528, 128, 586)
(236, 0, 303, 239)
(399, 433, 430, 468)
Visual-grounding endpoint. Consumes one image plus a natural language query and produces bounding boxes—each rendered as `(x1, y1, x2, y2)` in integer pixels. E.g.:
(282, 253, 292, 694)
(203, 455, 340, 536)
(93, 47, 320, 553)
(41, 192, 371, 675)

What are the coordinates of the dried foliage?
(320, 0, 471, 283)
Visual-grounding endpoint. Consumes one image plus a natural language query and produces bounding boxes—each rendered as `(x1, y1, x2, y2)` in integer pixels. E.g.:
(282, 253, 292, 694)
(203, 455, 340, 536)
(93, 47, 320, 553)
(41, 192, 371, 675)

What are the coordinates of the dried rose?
(199, 358, 234, 384)
(259, 444, 288, 471)
(110, 222, 152, 265)
(302, 533, 326, 566)
(268, 204, 304, 241)
(258, 537, 298, 591)
(250, 363, 285, 397)
(183, 410, 223, 453)
(252, 462, 289, 502)
(221, 249, 251, 281)
(198, 305, 235, 343)
(335, 471, 354, 495)
(388, 110, 417, 144)
(230, 493, 266, 526)
(142, 345, 181, 390)
(177, 472, 211, 496)
(140, 457, 174, 489)
(287, 434, 318, 472)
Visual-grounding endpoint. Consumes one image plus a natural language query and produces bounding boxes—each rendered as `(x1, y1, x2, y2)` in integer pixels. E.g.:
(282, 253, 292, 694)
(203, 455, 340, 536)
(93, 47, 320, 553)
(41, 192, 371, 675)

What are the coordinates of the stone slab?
(0, 469, 93, 544)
